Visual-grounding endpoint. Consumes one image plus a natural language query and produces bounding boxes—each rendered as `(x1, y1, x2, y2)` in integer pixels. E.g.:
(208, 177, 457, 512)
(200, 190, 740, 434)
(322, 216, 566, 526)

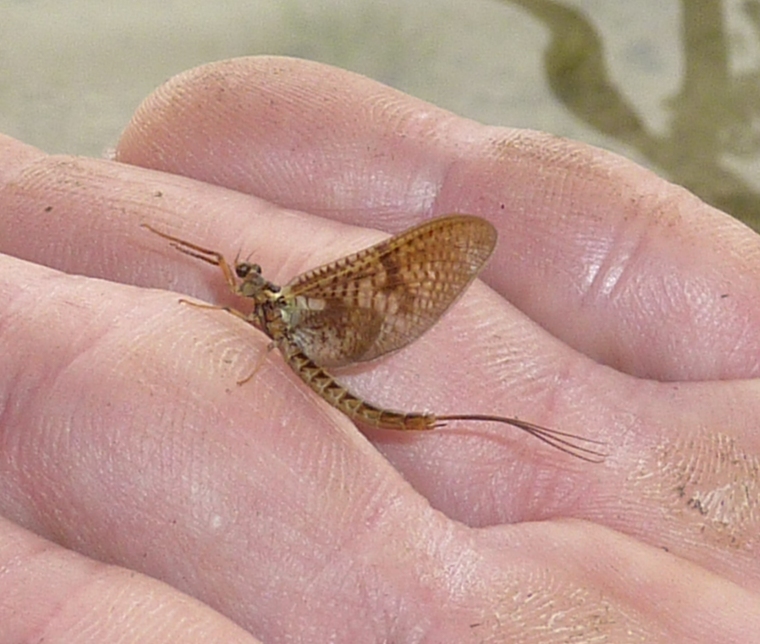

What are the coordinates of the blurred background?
(2, 0, 759, 230)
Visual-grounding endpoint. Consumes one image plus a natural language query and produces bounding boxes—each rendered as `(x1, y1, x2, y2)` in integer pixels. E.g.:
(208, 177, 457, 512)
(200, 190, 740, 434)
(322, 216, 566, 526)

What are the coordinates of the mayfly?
(143, 216, 605, 462)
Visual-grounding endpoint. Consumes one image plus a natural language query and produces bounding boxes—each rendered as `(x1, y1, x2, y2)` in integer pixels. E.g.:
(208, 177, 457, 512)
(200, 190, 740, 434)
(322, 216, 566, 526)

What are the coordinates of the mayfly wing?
(281, 215, 497, 367)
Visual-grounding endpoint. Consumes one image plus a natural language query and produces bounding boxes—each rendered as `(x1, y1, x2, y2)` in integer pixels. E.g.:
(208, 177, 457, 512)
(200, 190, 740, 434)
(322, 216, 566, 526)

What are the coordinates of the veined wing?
(282, 215, 497, 367)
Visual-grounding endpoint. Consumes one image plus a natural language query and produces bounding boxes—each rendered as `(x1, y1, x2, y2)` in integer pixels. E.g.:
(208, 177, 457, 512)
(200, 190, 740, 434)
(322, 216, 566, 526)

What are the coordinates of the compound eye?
(235, 263, 262, 279)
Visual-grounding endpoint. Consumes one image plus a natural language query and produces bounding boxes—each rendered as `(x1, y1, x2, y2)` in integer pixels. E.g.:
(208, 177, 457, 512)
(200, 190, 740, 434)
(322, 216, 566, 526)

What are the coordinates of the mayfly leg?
(141, 223, 238, 291)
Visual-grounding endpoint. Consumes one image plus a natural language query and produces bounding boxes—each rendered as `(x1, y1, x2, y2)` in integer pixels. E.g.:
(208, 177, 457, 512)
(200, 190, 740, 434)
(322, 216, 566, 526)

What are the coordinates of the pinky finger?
(0, 517, 259, 643)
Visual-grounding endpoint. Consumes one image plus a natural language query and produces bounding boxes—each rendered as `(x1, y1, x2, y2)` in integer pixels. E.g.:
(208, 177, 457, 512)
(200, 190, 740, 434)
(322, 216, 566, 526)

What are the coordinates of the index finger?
(116, 56, 760, 383)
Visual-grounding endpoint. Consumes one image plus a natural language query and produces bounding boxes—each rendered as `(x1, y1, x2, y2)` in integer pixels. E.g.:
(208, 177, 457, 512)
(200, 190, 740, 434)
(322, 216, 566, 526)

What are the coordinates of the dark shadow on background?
(508, 0, 760, 231)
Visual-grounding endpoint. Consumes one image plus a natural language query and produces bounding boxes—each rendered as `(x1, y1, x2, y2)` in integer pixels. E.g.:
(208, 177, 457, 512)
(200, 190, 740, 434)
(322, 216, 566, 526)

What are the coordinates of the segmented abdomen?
(278, 337, 435, 430)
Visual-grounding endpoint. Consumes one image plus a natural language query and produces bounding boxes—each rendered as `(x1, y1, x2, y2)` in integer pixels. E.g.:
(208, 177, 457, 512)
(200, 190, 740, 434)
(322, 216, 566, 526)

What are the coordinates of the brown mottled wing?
(281, 215, 497, 367)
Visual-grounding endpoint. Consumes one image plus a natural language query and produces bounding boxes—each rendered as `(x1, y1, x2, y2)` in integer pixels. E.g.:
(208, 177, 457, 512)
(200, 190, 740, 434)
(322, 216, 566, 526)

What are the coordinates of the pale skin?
(1, 57, 759, 642)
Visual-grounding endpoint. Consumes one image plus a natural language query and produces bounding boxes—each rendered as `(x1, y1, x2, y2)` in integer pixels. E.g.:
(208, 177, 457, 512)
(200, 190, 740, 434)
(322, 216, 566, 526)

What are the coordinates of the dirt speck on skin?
(635, 431, 760, 550)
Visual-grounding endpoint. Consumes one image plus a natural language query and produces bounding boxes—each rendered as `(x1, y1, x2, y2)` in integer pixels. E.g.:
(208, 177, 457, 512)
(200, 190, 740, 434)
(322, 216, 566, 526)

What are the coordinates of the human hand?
(1, 56, 759, 642)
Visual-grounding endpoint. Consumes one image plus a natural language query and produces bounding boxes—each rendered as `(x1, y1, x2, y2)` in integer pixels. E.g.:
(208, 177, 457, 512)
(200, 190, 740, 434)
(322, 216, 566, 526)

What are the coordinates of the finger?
(0, 517, 258, 643)
(471, 519, 760, 644)
(2, 135, 760, 592)
(2, 256, 759, 642)
(116, 56, 760, 382)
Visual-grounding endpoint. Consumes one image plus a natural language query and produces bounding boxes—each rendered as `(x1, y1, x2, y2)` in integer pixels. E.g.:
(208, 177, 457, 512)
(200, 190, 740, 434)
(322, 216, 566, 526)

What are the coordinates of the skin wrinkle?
(580, 209, 642, 308)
